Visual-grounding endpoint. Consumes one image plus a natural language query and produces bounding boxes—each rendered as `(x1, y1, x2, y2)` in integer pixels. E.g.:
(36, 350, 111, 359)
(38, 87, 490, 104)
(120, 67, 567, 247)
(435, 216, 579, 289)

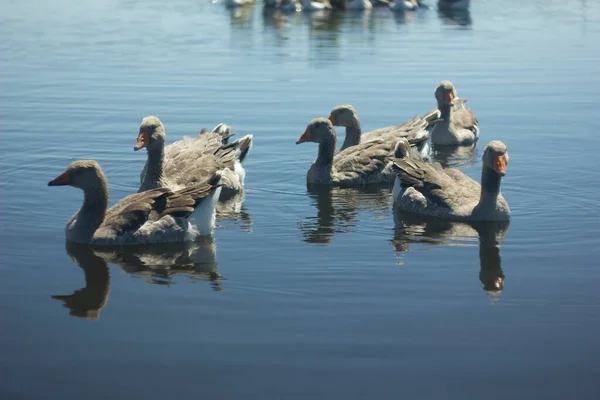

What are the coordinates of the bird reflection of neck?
(53, 242, 110, 320)
(477, 222, 507, 295)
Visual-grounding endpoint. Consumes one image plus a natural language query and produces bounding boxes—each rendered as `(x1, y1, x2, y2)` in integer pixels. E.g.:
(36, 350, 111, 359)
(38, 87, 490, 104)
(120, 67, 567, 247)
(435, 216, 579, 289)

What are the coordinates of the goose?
(431, 81, 479, 145)
(48, 160, 222, 245)
(296, 118, 399, 186)
(438, 0, 469, 10)
(327, 104, 431, 155)
(134, 116, 253, 197)
(391, 141, 510, 221)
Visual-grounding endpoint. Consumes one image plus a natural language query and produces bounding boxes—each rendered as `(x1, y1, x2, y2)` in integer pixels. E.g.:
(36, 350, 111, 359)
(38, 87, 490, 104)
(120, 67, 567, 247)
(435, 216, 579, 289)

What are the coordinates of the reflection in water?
(300, 185, 392, 244)
(228, 4, 254, 26)
(392, 210, 509, 295)
(307, 10, 343, 64)
(217, 190, 254, 232)
(437, 7, 472, 27)
(94, 238, 222, 289)
(54, 239, 222, 319)
(431, 142, 478, 169)
(52, 242, 111, 320)
(392, 9, 419, 25)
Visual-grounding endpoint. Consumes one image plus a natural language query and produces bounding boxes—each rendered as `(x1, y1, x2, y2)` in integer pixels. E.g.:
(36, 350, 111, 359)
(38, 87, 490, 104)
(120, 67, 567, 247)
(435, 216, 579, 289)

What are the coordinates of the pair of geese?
(49, 81, 509, 246)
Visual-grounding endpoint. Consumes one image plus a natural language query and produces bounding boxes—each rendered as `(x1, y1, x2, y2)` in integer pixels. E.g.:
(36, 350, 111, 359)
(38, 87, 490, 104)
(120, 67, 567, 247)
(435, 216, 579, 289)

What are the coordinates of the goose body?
(328, 104, 431, 157)
(49, 161, 222, 245)
(391, 141, 511, 221)
(296, 118, 400, 186)
(135, 116, 252, 197)
(431, 81, 479, 145)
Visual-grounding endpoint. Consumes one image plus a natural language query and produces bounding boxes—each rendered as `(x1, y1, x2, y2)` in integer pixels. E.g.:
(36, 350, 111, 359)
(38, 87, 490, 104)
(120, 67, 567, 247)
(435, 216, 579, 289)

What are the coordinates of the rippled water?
(2, 1, 600, 398)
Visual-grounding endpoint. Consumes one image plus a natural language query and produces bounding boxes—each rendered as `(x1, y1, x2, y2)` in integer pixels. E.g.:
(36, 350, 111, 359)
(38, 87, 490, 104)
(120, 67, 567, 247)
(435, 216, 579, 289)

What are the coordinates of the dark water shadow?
(299, 184, 392, 244)
(392, 210, 509, 295)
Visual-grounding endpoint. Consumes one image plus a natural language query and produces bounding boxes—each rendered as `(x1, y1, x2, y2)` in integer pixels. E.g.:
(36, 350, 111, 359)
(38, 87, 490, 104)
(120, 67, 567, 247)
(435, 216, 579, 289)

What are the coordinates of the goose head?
(134, 116, 166, 152)
(296, 118, 336, 145)
(482, 141, 509, 177)
(328, 104, 359, 127)
(48, 160, 105, 190)
(434, 80, 457, 107)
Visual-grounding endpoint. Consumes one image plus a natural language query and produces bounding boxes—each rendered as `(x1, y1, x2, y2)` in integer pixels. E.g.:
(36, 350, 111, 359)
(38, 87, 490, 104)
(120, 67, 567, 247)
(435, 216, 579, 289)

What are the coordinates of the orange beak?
(134, 131, 149, 151)
(328, 114, 336, 125)
(444, 91, 455, 105)
(494, 155, 507, 176)
(48, 171, 71, 186)
(296, 129, 313, 145)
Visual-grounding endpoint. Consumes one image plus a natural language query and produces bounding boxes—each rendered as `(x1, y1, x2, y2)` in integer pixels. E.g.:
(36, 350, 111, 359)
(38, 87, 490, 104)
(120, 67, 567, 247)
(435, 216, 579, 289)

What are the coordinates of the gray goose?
(430, 81, 479, 145)
(327, 104, 431, 154)
(391, 141, 510, 221)
(296, 118, 399, 186)
(135, 116, 253, 197)
(48, 160, 222, 245)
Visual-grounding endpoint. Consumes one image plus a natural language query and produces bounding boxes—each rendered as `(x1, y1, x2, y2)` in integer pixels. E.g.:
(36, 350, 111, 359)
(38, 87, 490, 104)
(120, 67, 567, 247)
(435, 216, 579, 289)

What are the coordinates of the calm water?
(2, 0, 600, 398)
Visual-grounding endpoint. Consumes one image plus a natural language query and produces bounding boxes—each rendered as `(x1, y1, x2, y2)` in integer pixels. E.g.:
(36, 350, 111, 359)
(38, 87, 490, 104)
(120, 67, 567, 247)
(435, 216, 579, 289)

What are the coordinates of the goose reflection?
(431, 142, 477, 169)
(54, 238, 222, 319)
(437, 7, 472, 27)
(94, 237, 222, 289)
(300, 184, 392, 244)
(52, 242, 110, 320)
(392, 211, 509, 294)
(216, 190, 253, 232)
(226, 1, 255, 26)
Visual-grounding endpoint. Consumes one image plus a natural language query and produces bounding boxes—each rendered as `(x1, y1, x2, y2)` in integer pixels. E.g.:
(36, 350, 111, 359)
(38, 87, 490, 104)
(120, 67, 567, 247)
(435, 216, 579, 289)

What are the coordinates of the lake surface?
(2, 0, 600, 398)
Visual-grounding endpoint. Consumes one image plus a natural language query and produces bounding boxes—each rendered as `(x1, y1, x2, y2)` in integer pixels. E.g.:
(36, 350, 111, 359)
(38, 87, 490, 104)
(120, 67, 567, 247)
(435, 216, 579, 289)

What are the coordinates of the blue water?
(2, 1, 600, 398)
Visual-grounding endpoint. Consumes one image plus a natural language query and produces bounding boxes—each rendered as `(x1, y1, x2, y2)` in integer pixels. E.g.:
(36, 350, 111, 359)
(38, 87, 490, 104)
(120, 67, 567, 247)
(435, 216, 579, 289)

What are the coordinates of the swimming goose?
(296, 118, 399, 186)
(431, 81, 479, 145)
(135, 116, 253, 197)
(391, 141, 510, 221)
(328, 104, 431, 154)
(48, 160, 222, 245)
